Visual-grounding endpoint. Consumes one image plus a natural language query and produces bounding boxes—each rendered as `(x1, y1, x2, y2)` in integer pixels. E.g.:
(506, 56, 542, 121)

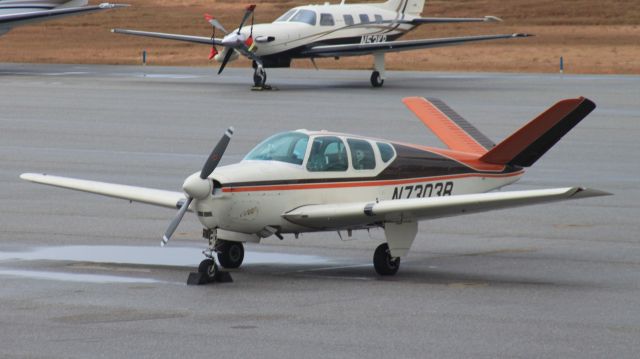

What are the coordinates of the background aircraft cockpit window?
(348, 139, 376, 170)
(275, 9, 297, 22)
(374, 14, 383, 23)
(290, 9, 317, 25)
(343, 14, 354, 26)
(376, 142, 395, 162)
(320, 13, 335, 26)
(359, 14, 370, 24)
(307, 136, 348, 172)
(245, 132, 309, 165)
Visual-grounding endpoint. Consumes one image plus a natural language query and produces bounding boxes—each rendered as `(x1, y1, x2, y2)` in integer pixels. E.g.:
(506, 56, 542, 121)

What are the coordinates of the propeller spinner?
(161, 127, 234, 246)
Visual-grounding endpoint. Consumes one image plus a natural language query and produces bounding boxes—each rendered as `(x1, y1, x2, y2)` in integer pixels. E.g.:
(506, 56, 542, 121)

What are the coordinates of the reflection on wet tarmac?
(0, 268, 162, 283)
(0, 245, 332, 267)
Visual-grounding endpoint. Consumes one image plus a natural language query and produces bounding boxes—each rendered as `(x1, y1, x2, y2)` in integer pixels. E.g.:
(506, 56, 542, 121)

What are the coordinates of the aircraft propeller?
(215, 4, 257, 75)
(161, 127, 234, 247)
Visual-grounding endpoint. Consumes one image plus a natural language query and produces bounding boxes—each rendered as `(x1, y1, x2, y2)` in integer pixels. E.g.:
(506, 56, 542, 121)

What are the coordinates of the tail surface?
(381, 0, 425, 16)
(480, 97, 596, 167)
(403, 96, 494, 154)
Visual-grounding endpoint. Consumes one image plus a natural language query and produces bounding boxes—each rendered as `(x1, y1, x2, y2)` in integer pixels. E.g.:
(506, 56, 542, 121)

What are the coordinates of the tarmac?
(0, 63, 639, 358)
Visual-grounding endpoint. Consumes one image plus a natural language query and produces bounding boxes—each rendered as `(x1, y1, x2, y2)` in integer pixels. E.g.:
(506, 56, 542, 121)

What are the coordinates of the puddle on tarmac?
(0, 268, 161, 284)
(0, 245, 332, 267)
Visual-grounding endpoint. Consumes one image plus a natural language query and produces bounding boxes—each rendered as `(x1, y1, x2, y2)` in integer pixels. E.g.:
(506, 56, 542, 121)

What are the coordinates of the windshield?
(290, 9, 317, 25)
(275, 9, 296, 22)
(244, 132, 309, 165)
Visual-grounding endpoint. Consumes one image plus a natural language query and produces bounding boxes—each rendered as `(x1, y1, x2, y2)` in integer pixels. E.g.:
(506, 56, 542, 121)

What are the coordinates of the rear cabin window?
(307, 136, 348, 172)
(290, 9, 317, 25)
(377, 142, 395, 162)
(320, 13, 335, 26)
(343, 14, 354, 26)
(359, 14, 370, 24)
(348, 139, 376, 170)
(374, 14, 383, 23)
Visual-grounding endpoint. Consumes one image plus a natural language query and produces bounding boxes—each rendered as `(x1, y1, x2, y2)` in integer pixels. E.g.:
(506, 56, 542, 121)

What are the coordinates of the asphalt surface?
(0, 63, 639, 358)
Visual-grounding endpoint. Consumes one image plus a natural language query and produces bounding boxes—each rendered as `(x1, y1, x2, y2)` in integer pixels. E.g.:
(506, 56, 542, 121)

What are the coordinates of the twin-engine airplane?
(0, 1, 126, 38)
(21, 96, 609, 279)
(112, 0, 530, 88)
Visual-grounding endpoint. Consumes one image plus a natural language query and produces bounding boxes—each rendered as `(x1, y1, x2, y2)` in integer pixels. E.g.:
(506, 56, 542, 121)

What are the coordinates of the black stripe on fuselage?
(260, 33, 404, 67)
(223, 143, 521, 188)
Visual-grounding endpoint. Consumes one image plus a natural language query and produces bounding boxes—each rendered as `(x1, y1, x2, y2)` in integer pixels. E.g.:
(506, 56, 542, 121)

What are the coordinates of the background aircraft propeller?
(161, 127, 234, 246)
(216, 4, 257, 74)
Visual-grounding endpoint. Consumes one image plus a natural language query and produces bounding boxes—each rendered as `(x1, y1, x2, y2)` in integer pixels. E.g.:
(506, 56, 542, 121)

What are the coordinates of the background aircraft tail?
(479, 97, 596, 167)
(381, 0, 425, 16)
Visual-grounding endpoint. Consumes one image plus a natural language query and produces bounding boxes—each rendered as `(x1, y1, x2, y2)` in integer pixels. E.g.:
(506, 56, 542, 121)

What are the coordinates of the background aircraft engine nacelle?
(214, 49, 239, 63)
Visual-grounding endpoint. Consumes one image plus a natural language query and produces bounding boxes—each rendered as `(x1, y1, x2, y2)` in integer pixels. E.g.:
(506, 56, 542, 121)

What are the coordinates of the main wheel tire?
(217, 241, 245, 269)
(373, 243, 400, 275)
(198, 259, 218, 281)
(253, 69, 267, 87)
(370, 71, 384, 88)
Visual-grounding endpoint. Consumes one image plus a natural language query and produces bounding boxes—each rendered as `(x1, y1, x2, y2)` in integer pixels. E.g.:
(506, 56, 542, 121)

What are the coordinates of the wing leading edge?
(20, 173, 185, 210)
(283, 187, 610, 230)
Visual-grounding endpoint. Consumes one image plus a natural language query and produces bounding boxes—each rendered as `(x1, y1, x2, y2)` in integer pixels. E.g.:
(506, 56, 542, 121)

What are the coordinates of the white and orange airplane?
(112, 0, 530, 88)
(21, 96, 608, 281)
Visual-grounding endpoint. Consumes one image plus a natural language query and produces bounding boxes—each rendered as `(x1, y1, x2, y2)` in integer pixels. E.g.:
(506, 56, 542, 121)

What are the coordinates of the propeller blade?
(217, 48, 235, 75)
(200, 127, 234, 179)
(204, 13, 228, 34)
(162, 197, 193, 247)
(237, 4, 256, 33)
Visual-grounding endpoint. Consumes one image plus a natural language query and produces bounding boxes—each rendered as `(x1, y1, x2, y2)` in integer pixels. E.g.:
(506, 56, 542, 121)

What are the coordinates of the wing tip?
(571, 187, 612, 199)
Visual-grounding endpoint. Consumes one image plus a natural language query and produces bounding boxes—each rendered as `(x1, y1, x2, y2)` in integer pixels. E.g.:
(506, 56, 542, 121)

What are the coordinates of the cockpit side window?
(376, 142, 395, 162)
(290, 9, 317, 25)
(275, 9, 297, 22)
(374, 14, 383, 23)
(244, 132, 309, 165)
(343, 14, 354, 26)
(358, 14, 370, 24)
(348, 139, 376, 170)
(320, 13, 335, 26)
(307, 136, 348, 172)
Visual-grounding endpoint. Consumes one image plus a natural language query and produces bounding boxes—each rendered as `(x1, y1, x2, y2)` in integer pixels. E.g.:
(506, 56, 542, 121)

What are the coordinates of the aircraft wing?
(20, 173, 185, 210)
(282, 187, 610, 230)
(112, 28, 223, 46)
(301, 33, 531, 57)
(403, 16, 502, 24)
(0, 3, 127, 28)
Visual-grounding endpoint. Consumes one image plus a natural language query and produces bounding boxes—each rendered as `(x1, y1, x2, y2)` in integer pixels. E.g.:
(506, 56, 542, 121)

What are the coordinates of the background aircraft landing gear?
(370, 71, 384, 88)
(373, 243, 400, 275)
(253, 66, 268, 88)
(216, 240, 244, 268)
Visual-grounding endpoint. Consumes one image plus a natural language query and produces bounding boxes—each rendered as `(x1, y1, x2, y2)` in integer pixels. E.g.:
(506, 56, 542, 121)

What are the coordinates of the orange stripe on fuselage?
(403, 97, 488, 155)
(221, 171, 524, 193)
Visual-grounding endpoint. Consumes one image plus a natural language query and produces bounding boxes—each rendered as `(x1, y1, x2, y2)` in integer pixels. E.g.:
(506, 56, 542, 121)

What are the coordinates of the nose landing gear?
(187, 228, 234, 285)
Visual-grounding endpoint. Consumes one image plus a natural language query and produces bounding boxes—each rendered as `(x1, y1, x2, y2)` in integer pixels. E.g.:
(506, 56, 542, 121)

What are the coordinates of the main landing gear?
(373, 243, 400, 275)
(370, 71, 384, 88)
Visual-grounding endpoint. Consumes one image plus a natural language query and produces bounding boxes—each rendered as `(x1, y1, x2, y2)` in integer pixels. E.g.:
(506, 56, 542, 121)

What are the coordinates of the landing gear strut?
(373, 243, 400, 275)
(187, 228, 233, 285)
(370, 52, 385, 88)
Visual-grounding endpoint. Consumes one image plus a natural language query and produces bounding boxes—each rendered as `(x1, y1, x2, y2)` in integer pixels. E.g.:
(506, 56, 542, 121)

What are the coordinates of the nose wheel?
(253, 66, 267, 88)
